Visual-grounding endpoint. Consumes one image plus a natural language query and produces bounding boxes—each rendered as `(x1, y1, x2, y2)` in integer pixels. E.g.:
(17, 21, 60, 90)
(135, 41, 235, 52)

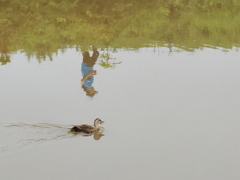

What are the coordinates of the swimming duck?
(70, 118, 104, 134)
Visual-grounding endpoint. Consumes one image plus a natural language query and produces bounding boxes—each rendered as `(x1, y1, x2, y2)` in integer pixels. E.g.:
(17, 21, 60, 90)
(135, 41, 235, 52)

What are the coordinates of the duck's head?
(94, 118, 104, 126)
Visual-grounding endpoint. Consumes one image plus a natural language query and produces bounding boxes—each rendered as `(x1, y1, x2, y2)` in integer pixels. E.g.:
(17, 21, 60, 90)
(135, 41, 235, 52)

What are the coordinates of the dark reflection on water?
(0, 122, 104, 152)
(0, 0, 240, 64)
(81, 47, 99, 97)
(80, 47, 122, 96)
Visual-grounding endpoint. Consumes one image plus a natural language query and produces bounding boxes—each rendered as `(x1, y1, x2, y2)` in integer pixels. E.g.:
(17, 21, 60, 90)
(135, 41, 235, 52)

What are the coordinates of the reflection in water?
(0, 122, 104, 152)
(0, 38, 11, 65)
(99, 48, 121, 68)
(0, 53, 11, 65)
(81, 47, 99, 97)
(0, 1, 239, 63)
(71, 128, 104, 141)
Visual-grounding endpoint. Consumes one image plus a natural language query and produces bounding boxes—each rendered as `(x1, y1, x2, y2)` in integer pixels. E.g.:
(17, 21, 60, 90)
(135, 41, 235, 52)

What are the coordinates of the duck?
(70, 118, 104, 134)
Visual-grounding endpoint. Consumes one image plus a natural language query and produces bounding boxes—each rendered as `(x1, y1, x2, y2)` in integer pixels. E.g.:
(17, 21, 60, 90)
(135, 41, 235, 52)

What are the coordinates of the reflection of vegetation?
(0, 0, 240, 64)
(99, 48, 121, 69)
(0, 54, 11, 65)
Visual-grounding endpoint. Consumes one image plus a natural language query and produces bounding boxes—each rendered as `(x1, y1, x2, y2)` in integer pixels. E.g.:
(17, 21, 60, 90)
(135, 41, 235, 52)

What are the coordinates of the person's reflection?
(81, 47, 99, 97)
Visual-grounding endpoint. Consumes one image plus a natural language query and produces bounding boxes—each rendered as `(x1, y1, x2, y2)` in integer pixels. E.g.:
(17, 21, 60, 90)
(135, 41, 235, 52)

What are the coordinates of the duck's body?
(70, 124, 97, 134)
(70, 118, 104, 134)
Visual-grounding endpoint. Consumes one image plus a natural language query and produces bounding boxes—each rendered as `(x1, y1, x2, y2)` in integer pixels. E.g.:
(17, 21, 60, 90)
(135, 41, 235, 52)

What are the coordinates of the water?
(1, 1, 240, 179)
(1, 47, 240, 180)
(0, 122, 73, 152)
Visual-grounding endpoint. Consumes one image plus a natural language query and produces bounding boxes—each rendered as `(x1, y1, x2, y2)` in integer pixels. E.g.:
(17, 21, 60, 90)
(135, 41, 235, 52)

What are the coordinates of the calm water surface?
(0, 47, 240, 180)
(1, 1, 240, 179)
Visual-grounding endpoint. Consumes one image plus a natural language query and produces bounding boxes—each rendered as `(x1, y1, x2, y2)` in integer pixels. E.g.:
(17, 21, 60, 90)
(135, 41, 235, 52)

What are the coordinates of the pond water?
(1, 1, 240, 179)
(0, 47, 240, 180)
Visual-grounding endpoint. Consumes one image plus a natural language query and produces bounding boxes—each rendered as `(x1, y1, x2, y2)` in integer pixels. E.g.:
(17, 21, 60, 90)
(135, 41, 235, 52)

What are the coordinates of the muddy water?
(0, 47, 240, 180)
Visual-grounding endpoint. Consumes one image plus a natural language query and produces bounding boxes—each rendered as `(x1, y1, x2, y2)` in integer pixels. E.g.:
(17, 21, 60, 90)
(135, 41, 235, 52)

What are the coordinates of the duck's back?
(70, 126, 81, 132)
(70, 124, 94, 133)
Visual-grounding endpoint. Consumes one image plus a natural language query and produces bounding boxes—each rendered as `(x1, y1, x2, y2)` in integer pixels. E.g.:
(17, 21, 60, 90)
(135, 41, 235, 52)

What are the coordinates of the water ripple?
(0, 122, 74, 152)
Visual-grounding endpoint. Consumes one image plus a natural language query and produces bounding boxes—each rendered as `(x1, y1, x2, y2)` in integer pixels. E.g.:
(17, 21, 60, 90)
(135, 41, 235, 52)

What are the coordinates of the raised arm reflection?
(81, 47, 99, 97)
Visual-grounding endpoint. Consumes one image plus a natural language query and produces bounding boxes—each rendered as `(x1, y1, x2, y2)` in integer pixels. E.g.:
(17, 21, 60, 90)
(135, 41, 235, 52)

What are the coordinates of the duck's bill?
(101, 121, 105, 124)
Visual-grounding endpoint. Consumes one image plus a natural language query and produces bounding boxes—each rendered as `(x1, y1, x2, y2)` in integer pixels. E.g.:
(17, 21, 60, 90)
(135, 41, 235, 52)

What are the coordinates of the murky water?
(1, 1, 240, 180)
